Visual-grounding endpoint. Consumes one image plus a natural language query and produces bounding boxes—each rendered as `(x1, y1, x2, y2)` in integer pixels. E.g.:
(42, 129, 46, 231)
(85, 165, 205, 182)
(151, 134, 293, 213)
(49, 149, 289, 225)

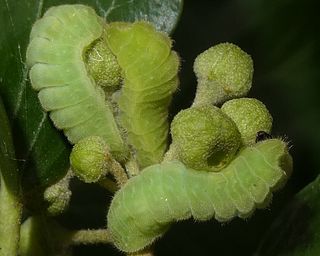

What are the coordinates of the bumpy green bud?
(85, 33, 122, 91)
(171, 105, 242, 171)
(193, 43, 253, 106)
(44, 172, 72, 216)
(221, 98, 273, 145)
(70, 136, 111, 183)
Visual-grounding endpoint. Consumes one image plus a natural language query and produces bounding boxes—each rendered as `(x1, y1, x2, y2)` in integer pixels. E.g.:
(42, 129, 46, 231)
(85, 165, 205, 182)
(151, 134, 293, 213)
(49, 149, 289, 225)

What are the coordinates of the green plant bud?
(193, 43, 253, 106)
(44, 173, 72, 216)
(221, 98, 273, 145)
(70, 136, 111, 183)
(86, 32, 122, 91)
(171, 105, 242, 171)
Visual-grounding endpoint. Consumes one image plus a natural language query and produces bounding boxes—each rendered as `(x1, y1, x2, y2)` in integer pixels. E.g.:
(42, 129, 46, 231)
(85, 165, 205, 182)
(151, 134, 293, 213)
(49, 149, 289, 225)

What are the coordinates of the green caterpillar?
(25, 4, 292, 254)
(26, 5, 178, 168)
(26, 5, 128, 161)
(105, 22, 179, 168)
(108, 139, 292, 252)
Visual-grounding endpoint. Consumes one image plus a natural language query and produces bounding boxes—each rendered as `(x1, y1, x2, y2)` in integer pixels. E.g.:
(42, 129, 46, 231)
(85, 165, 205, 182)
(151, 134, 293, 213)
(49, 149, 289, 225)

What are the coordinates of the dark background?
(66, 0, 320, 255)
(173, 0, 320, 191)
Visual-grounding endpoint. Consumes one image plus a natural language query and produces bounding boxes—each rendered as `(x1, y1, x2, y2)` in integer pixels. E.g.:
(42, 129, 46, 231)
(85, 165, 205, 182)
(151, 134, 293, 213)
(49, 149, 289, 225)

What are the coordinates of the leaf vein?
(26, 112, 46, 157)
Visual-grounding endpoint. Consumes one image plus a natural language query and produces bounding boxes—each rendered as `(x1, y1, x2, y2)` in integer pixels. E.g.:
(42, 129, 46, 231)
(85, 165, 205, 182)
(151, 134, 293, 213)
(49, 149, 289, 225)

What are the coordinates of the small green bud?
(221, 98, 273, 145)
(70, 136, 111, 183)
(86, 33, 122, 91)
(44, 172, 72, 216)
(171, 105, 242, 171)
(193, 43, 253, 106)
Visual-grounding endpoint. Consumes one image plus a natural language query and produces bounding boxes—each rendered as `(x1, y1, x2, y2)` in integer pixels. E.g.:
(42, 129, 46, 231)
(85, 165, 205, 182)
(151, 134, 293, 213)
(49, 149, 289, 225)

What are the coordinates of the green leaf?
(92, 0, 184, 34)
(0, 0, 183, 187)
(0, 96, 22, 255)
(256, 175, 320, 256)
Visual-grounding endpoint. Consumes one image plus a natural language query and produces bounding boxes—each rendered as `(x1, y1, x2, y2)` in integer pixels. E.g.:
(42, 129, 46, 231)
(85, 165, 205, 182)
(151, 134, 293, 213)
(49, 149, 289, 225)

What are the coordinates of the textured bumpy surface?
(106, 22, 179, 168)
(193, 43, 253, 106)
(171, 105, 242, 171)
(221, 98, 273, 145)
(108, 139, 292, 252)
(26, 5, 127, 160)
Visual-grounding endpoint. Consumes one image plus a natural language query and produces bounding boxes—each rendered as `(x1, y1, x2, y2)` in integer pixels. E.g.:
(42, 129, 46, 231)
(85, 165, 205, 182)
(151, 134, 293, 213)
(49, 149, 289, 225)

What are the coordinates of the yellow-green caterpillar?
(26, 5, 178, 168)
(105, 22, 179, 168)
(26, 5, 128, 160)
(108, 139, 292, 252)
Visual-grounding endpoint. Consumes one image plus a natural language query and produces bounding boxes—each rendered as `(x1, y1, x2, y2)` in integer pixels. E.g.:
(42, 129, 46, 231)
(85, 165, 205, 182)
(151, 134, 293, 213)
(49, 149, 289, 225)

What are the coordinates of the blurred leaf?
(256, 175, 320, 255)
(0, 96, 21, 255)
(0, 95, 19, 199)
(0, 0, 183, 187)
(243, 0, 320, 185)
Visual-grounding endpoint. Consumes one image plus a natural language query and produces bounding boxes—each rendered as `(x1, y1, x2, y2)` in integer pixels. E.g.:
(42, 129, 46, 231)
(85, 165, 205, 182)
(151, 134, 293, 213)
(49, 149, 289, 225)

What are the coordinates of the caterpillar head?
(171, 105, 242, 171)
(70, 136, 112, 183)
(221, 98, 273, 145)
(193, 43, 253, 106)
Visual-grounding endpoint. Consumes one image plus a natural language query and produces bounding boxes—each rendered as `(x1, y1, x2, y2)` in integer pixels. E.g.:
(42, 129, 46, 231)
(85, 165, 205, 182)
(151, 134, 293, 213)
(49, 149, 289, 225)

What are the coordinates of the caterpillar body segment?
(107, 139, 292, 252)
(26, 5, 128, 160)
(106, 22, 180, 168)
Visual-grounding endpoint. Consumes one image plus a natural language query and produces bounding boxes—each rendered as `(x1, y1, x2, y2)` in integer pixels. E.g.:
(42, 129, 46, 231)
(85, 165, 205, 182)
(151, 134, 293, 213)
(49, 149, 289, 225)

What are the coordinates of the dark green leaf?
(256, 175, 320, 256)
(0, 0, 183, 187)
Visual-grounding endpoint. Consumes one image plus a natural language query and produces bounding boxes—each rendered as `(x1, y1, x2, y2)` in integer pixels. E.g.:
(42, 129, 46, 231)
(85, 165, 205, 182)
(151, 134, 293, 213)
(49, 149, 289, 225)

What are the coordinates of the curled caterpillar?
(105, 22, 179, 168)
(107, 139, 292, 252)
(26, 5, 178, 168)
(26, 5, 128, 161)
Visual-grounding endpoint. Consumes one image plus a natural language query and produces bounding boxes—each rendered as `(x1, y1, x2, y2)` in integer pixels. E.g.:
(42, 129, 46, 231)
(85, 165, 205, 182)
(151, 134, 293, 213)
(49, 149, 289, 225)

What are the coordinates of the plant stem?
(0, 98, 22, 256)
(67, 229, 154, 255)
(108, 158, 128, 186)
(163, 143, 179, 162)
(125, 157, 140, 177)
(67, 229, 111, 245)
(98, 177, 118, 192)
